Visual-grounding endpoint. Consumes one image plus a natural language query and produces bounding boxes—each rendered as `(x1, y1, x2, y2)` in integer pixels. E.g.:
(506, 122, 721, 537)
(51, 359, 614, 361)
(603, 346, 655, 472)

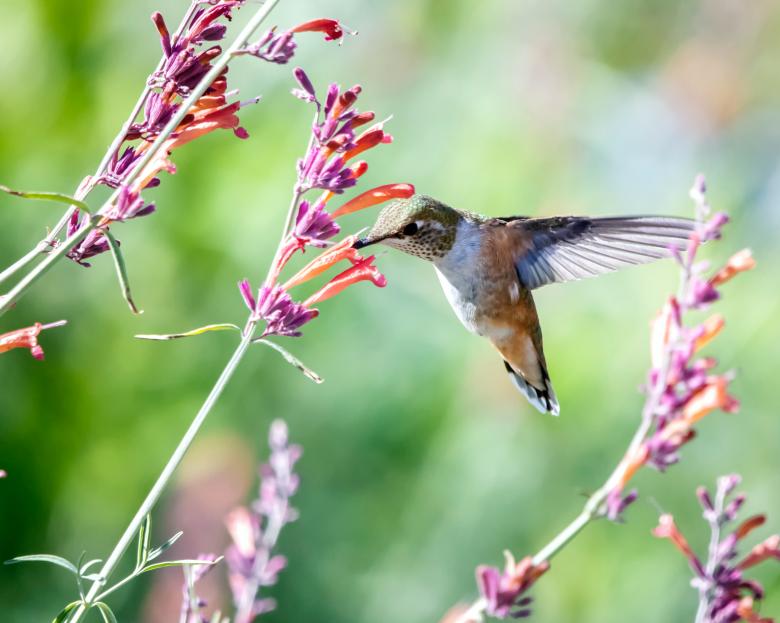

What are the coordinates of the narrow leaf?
(52, 601, 82, 623)
(141, 557, 222, 574)
(255, 338, 323, 383)
(95, 602, 119, 623)
(5, 554, 77, 575)
(0, 184, 92, 214)
(135, 324, 241, 341)
(104, 229, 142, 315)
(147, 531, 183, 562)
(136, 514, 152, 571)
(79, 558, 103, 578)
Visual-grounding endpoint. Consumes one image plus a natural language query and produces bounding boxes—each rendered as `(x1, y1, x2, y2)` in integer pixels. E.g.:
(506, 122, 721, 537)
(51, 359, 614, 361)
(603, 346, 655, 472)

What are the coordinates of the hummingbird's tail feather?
(503, 360, 560, 416)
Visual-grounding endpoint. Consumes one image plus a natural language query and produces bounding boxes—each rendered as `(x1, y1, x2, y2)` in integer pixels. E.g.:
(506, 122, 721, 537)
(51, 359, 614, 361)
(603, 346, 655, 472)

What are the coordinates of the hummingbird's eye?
(402, 222, 419, 236)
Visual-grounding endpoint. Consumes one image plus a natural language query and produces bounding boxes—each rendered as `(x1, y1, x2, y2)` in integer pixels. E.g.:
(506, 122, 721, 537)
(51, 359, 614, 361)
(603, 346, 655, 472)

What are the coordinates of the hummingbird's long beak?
(353, 236, 378, 249)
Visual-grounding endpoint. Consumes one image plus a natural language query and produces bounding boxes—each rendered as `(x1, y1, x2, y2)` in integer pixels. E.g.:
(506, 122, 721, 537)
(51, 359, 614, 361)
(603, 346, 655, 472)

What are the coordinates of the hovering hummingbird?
(354, 194, 694, 416)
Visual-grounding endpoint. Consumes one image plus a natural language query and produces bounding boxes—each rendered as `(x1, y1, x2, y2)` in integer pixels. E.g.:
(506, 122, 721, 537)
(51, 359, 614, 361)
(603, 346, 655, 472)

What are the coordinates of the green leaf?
(79, 558, 103, 577)
(255, 338, 323, 384)
(1, 184, 92, 214)
(140, 556, 222, 574)
(51, 601, 82, 623)
(147, 531, 183, 562)
(103, 228, 142, 315)
(95, 602, 118, 623)
(135, 323, 241, 341)
(5, 554, 77, 575)
(136, 514, 152, 571)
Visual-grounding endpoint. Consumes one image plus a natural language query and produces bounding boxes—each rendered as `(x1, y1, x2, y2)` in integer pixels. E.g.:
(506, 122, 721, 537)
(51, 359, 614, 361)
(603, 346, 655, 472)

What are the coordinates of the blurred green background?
(1, 0, 779, 621)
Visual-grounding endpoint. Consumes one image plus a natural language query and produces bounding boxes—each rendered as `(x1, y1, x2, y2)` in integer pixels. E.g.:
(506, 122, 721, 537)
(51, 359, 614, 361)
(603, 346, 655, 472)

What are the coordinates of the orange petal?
(282, 235, 360, 289)
(652, 514, 697, 560)
(344, 128, 387, 161)
(682, 377, 732, 424)
(735, 515, 767, 541)
(738, 534, 780, 569)
(710, 248, 756, 286)
(331, 183, 415, 218)
(304, 255, 386, 306)
(694, 314, 725, 352)
(736, 597, 773, 623)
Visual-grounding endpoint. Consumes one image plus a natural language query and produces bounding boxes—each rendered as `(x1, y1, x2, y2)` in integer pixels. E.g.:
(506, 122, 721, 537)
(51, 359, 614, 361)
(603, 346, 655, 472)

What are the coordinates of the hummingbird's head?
(354, 194, 460, 261)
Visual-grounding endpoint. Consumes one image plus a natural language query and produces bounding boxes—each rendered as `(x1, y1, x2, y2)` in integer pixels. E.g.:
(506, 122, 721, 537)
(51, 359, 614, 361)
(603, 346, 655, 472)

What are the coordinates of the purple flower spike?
(294, 199, 340, 247)
(655, 475, 780, 623)
(226, 419, 302, 623)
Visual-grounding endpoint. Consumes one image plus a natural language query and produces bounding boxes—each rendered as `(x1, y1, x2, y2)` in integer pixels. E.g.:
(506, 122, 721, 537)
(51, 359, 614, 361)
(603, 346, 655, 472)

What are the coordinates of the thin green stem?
(68, 323, 256, 623)
(1, 0, 281, 317)
(60, 2, 283, 621)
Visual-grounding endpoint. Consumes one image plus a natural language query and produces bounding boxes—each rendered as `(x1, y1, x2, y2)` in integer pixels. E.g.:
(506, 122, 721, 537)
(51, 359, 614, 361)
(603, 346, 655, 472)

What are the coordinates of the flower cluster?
(0, 320, 67, 360)
(224, 420, 301, 622)
(238, 19, 352, 64)
(238, 70, 414, 339)
(604, 176, 755, 521)
(654, 474, 779, 623)
(66, 5, 350, 268)
(476, 552, 549, 619)
(66, 1, 253, 266)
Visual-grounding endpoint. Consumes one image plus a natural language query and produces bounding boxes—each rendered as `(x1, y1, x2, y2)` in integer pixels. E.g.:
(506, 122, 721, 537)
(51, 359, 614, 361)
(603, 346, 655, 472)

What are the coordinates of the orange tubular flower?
(736, 597, 773, 623)
(694, 314, 725, 352)
(291, 19, 350, 42)
(711, 249, 756, 286)
(738, 535, 780, 569)
(681, 377, 737, 424)
(0, 320, 67, 360)
(344, 127, 392, 161)
(734, 515, 767, 541)
(332, 183, 416, 218)
(282, 236, 361, 290)
(304, 255, 387, 306)
(653, 514, 700, 564)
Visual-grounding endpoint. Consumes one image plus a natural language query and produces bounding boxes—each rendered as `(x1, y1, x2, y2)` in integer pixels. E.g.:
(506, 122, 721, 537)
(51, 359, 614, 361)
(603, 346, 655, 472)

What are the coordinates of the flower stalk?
(0, 0, 283, 318)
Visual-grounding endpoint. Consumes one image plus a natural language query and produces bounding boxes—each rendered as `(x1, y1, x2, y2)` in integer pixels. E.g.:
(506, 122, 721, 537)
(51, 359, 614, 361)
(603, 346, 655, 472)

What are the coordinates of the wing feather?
(509, 215, 694, 289)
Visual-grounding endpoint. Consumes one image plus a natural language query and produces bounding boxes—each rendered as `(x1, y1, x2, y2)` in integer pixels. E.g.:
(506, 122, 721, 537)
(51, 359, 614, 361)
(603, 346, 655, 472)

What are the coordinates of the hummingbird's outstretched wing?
(505, 216, 695, 290)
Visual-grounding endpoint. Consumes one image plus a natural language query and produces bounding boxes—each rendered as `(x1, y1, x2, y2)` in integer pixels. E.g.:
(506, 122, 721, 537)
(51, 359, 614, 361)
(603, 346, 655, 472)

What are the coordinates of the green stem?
(68, 324, 256, 623)
(0, 0, 281, 317)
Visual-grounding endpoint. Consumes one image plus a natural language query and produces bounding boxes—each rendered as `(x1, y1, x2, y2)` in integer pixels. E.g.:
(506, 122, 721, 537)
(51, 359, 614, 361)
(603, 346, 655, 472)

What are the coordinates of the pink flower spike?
(332, 183, 416, 218)
(304, 255, 387, 306)
(291, 18, 351, 42)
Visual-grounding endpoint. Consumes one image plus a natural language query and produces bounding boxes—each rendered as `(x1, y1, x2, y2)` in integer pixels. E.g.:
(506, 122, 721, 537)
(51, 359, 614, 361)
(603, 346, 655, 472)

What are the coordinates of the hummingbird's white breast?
(433, 220, 486, 335)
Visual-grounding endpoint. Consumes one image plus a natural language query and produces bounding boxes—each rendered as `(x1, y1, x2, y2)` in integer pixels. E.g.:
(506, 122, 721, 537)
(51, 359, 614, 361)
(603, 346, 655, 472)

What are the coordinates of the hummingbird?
(354, 194, 695, 416)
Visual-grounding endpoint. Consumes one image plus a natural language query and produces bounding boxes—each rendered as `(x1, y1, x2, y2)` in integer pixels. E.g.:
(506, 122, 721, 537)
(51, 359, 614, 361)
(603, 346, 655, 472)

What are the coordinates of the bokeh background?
(1, 0, 779, 621)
